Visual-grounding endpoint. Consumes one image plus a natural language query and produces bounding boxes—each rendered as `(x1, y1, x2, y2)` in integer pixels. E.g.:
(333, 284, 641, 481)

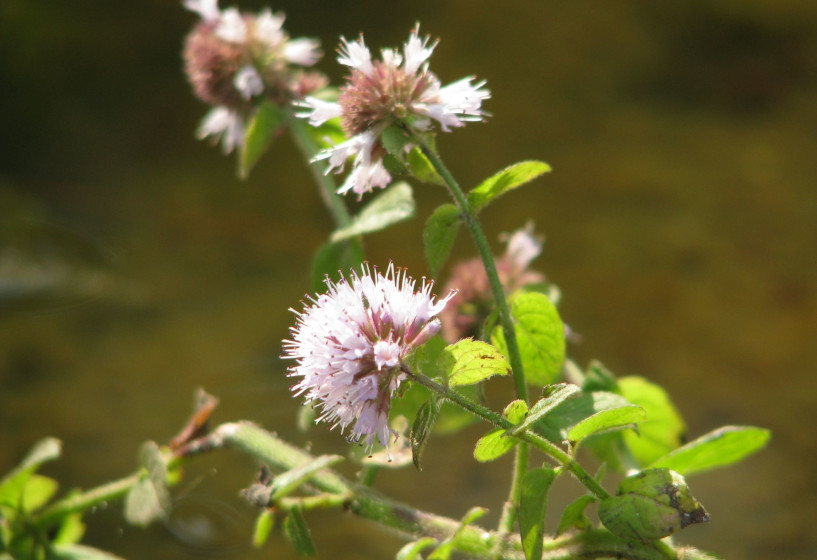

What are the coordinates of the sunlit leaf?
(330, 182, 415, 242)
(271, 455, 344, 501)
(467, 161, 551, 213)
(239, 100, 284, 179)
(503, 400, 528, 424)
(492, 292, 565, 387)
(439, 339, 510, 387)
(599, 468, 709, 542)
(407, 146, 443, 185)
(0, 437, 61, 511)
(619, 376, 686, 466)
(252, 510, 275, 548)
(519, 467, 556, 560)
(428, 507, 487, 560)
(567, 404, 646, 445)
(648, 426, 770, 477)
(423, 203, 461, 278)
(283, 507, 316, 556)
(53, 507, 85, 545)
(474, 429, 516, 463)
(510, 383, 581, 435)
(533, 391, 636, 443)
(21, 474, 58, 513)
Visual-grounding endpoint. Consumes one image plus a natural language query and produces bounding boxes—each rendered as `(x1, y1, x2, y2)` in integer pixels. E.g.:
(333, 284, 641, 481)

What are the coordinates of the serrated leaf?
(271, 455, 344, 502)
(533, 391, 636, 443)
(567, 405, 646, 445)
(283, 508, 316, 556)
(330, 182, 415, 242)
(556, 495, 596, 536)
(619, 376, 686, 466)
(423, 204, 461, 278)
(648, 426, 770, 477)
(599, 468, 709, 542)
(439, 339, 510, 387)
(510, 383, 581, 435)
(252, 509, 275, 548)
(310, 241, 364, 293)
(492, 292, 565, 387)
(474, 428, 517, 463)
(519, 467, 556, 560)
(407, 146, 443, 185)
(396, 538, 436, 560)
(467, 161, 551, 213)
(47, 544, 126, 560)
(411, 399, 441, 470)
(239, 100, 284, 179)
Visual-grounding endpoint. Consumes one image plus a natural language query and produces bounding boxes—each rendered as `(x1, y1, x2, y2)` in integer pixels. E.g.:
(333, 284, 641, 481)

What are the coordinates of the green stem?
(409, 373, 610, 501)
(494, 443, 529, 558)
(416, 141, 527, 404)
(33, 473, 140, 529)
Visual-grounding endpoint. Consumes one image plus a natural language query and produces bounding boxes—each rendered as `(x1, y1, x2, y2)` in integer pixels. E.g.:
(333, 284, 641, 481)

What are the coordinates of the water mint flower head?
(298, 26, 490, 197)
(283, 263, 455, 453)
(182, 0, 326, 153)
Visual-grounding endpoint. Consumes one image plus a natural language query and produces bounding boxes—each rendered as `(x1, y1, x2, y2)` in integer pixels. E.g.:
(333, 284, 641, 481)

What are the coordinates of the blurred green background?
(2, 1, 816, 558)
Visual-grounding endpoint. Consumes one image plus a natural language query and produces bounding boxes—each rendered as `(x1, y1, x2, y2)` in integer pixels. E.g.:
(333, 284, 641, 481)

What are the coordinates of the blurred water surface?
(1, 1, 816, 558)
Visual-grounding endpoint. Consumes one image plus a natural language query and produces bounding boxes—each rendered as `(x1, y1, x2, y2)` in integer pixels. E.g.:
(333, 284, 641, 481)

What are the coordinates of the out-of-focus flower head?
(440, 224, 546, 343)
(283, 263, 455, 453)
(298, 26, 490, 197)
(182, 1, 326, 153)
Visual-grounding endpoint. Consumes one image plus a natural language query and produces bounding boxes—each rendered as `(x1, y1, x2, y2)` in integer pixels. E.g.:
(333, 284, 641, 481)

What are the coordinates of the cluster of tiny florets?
(298, 27, 490, 196)
(182, 0, 325, 153)
(283, 263, 455, 452)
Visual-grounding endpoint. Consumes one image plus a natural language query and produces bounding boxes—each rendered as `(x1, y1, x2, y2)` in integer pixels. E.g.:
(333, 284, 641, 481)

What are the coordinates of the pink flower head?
(283, 263, 455, 453)
(298, 26, 490, 197)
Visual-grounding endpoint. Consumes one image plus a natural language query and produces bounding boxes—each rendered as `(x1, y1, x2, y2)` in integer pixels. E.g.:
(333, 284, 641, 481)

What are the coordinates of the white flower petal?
(403, 28, 436, 75)
(338, 36, 373, 77)
(196, 106, 244, 154)
(297, 97, 342, 127)
(233, 65, 264, 99)
(284, 38, 322, 66)
(183, 0, 220, 22)
(215, 8, 247, 43)
(254, 8, 285, 48)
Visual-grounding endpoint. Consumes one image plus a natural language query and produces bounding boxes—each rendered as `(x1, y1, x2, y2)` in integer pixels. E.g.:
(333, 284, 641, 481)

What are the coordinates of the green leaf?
(533, 391, 636, 443)
(47, 544, 126, 560)
(567, 404, 646, 445)
(474, 429, 517, 463)
(556, 495, 596, 536)
(619, 376, 686, 466)
(0, 437, 61, 512)
(330, 182, 415, 242)
(582, 361, 619, 393)
(252, 509, 275, 548)
(306, 116, 346, 151)
(510, 383, 581, 435)
(271, 455, 344, 502)
(410, 399, 441, 470)
(473, 401, 526, 463)
(519, 467, 556, 560)
(467, 161, 551, 213)
(53, 508, 85, 545)
(439, 339, 510, 387)
(380, 125, 412, 156)
(21, 474, 58, 513)
(396, 538, 436, 560)
(310, 241, 364, 292)
(283, 507, 316, 556)
(239, 100, 284, 179)
(648, 426, 770, 477)
(407, 146, 443, 185)
(492, 292, 565, 387)
(123, 442, 169, 527)
(423, 204, 461, 278)
(598, 468, 709, 542)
